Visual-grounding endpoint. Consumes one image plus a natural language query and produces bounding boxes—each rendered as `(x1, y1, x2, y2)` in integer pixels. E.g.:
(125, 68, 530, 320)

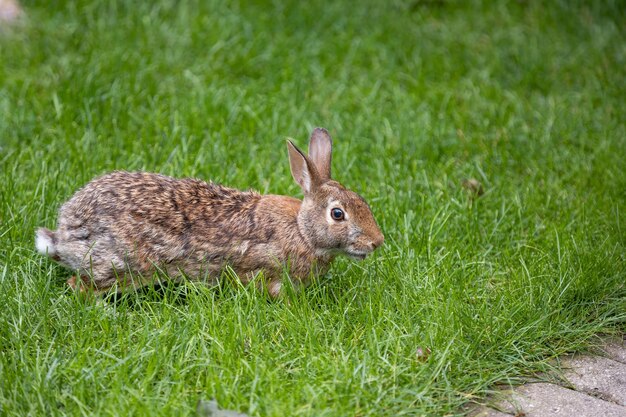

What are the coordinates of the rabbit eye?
(330, 208, 345, 221)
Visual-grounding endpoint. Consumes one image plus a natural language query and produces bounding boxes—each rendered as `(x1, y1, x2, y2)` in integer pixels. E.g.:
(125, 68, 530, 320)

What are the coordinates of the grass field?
(1, 1, 625, 416)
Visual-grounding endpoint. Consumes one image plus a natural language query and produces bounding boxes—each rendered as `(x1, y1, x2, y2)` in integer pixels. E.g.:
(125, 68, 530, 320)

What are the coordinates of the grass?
(1, 0, 625, 415)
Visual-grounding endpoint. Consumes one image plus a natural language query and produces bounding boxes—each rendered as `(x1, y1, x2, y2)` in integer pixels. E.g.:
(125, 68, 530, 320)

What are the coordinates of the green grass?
(1, 0, 625, 415)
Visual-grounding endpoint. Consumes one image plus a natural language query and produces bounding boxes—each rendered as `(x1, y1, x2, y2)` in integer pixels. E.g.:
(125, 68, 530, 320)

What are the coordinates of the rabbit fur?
(36, 128, 384, 297)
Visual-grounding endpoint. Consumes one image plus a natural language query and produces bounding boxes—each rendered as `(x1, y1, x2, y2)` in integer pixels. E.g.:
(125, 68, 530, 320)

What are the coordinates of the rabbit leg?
(67, 275, 89, 291)
(69, 260, 120, 293)
(67, 271, 146, 294)
(267, 279, 282, 298)
(67, 273, 113, 294)
(252, 272, 283, 298)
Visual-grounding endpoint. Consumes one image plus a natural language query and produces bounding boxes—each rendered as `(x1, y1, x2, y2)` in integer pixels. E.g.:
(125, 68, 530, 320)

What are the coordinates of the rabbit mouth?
(346, 251, 368, 261)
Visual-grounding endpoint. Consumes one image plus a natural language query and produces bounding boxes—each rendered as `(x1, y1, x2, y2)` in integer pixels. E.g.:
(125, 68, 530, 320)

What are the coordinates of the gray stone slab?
(600, 339, 626, 364)
(562, 355, 626, 406)
(469, 407, 511, 417)
(497, 383, 626, 417)
(464, 337, 626, 416)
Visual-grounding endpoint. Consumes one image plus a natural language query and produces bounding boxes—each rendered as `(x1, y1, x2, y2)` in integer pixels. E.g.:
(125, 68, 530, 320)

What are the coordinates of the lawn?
(1, 1, 625, 416)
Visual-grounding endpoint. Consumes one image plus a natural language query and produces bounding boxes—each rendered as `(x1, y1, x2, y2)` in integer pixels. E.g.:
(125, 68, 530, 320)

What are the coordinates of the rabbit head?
(288, 128, 384, 260)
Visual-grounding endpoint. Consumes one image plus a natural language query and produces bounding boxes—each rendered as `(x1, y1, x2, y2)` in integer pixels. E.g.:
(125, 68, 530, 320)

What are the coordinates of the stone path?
(471, 336, 626, 417)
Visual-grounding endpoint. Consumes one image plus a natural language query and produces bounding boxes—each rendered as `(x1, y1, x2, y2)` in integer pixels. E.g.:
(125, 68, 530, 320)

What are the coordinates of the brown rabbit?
(35, 128, 384, 297)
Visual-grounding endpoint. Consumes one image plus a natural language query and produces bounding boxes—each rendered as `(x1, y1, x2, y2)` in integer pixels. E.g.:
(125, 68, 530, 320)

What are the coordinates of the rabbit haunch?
(35, 128, 384, 297)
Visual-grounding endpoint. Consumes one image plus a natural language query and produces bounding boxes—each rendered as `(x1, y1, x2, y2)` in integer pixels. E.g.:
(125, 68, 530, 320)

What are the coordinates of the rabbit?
(35, 128, 384, 297)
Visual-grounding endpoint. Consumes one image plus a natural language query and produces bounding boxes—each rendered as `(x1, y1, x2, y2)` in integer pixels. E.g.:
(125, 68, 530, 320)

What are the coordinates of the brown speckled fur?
(36, 128, 384, 297)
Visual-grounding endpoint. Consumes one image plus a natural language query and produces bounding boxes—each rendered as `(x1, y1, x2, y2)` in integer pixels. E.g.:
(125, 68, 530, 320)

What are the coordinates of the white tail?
(35, 228, 57, 257)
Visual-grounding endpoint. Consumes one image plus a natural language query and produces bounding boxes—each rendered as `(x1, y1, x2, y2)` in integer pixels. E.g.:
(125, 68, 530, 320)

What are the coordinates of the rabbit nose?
(370, 233, 384, 250)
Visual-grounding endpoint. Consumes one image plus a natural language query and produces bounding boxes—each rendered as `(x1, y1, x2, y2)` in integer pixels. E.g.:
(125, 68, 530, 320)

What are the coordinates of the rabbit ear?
(287, 140, 320, 194)
(308, 128, 332, 180)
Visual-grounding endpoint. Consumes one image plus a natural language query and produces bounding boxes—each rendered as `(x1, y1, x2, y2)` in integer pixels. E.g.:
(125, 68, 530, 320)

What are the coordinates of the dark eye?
(330, 208, 344, 221)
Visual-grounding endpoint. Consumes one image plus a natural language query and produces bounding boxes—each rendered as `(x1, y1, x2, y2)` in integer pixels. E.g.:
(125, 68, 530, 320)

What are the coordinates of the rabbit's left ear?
(308, 128, 332, 181)
(287, 140, 320, 194)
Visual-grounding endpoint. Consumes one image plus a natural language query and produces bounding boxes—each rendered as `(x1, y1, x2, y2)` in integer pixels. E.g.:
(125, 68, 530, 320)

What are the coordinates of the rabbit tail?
(36, 228, 59, 259)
